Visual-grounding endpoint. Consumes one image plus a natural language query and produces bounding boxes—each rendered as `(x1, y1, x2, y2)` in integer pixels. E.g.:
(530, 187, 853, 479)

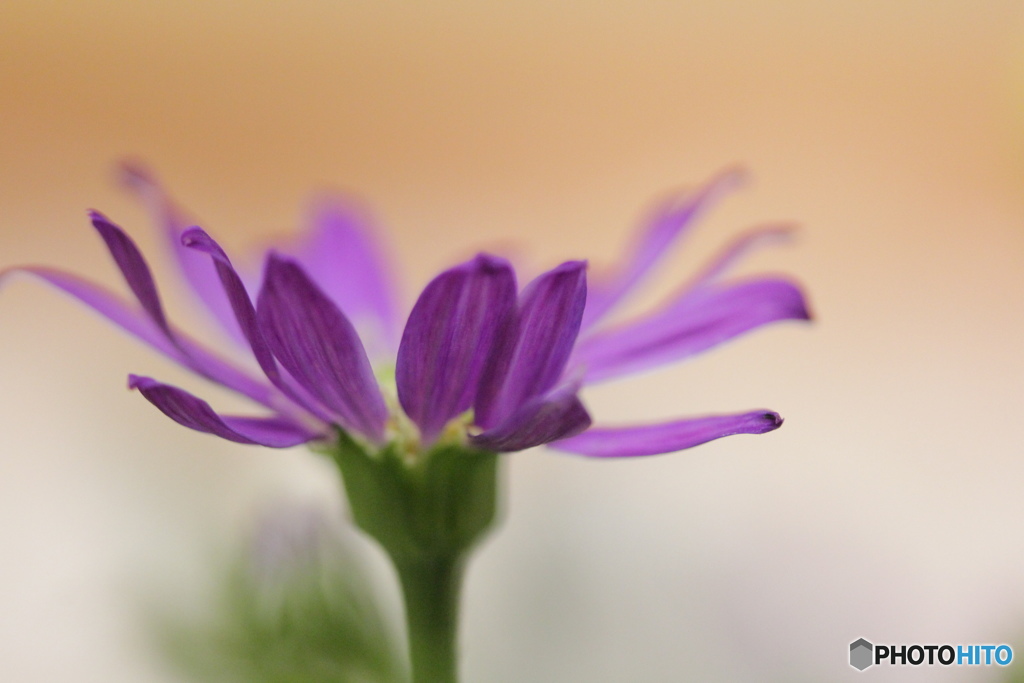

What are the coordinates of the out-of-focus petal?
(256, 255, 387, 442)
(475, 261, 587, 429)
(284, 198, 402, 357)
(2, 265, 175, 354)
(573, 277, 811, 383)
(120, 163, 245, 344)
(0, 266, 278, 407)
(551, 410, 783, 457)
(396, 254, 516, 444)
(683, 224, 794, 290)
(471, 383, 591, 453)
(90, 211, 172, 338)
(128, 375, 318, 448)
(581, 168, 745, 331)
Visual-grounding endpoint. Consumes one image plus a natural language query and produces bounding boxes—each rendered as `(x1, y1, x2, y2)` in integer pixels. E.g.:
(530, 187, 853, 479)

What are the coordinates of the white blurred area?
(2, 2, 1024, 681)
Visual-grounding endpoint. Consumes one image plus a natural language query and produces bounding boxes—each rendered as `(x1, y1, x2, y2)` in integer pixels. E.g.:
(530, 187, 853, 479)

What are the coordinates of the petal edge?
(257, 255, 387, 442)
(472, 384, 592, 453)
(129, 374, 317, 448)
(551, 410, 783, 457)
(397, 254, 516, 444)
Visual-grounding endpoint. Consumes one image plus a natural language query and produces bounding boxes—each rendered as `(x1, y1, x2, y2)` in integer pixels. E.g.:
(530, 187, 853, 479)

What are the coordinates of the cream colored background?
(2, 2, 1024, 681)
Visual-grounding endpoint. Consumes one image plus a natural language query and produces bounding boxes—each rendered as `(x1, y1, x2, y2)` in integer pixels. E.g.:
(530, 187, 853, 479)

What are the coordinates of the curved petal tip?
(87, 209, 111, 225)
(758, 411, 784, 432)
(551, 408, 785, 458)
(180, 226, 206, 247)
(118, 160, 156, 188)
(180, 226, 230, 263)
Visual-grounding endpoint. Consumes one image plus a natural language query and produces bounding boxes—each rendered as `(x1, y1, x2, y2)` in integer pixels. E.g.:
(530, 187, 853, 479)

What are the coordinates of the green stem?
(395, 556, 463, 683)
(325, 433, 497, 683)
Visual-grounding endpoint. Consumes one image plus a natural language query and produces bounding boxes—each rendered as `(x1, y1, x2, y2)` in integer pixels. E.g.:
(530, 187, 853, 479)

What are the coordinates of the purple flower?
(2, 167, 809, 457)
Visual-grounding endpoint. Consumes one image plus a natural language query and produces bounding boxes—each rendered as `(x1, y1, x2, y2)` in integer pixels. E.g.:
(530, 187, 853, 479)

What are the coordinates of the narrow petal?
(120, 163, 245, 344)
(128, 375, 318, 448)
(90, 210, 172, 337)
(182, 227, 335, 424)
(285, 198, 402, 355)
(471, 384, 591, 453)
(256, 255, 387, 442)
(181, 228, 262, 361)
(573, 278, 811, 383)
(475, 261, 587, 428)
(581, 168, 745, 331)
(396, 254, 516, 444)
(2, 265, 175, 354)
(551, 410, 783, 457)
(684, 224, 794, 290)
(0, 266, 277, 407)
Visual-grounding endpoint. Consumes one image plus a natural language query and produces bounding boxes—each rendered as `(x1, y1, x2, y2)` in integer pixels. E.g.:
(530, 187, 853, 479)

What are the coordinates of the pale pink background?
(2, 2, 1024, 681)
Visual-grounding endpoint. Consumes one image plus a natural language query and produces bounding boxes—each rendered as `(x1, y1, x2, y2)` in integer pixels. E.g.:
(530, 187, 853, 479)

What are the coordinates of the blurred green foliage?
(158, 504, 406, 683)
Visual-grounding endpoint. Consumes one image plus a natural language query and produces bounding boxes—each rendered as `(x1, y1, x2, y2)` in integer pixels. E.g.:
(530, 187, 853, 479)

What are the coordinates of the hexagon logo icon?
(850, 638, 873, 671)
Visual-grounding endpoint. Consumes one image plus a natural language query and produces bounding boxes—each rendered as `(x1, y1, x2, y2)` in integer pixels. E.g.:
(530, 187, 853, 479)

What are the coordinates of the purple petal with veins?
(90, 211, 172, 338)
(129, 375, 318, 448)
(397, 254, 516, 444)
(475, 260, 587, 429)
(257, 255, 387, 442)
(551, 410, 783, 457)
(180, 229, 266, 368)
(472, 383, 591, 452)
(182, 227, 335, 424)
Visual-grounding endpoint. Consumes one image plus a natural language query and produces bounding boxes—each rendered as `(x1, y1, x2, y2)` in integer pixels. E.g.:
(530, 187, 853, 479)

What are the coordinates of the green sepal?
(324, 430, 499, 563)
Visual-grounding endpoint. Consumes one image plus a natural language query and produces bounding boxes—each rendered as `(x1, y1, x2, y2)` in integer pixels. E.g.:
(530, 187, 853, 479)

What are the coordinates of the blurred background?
(2, 1, 1024, 680)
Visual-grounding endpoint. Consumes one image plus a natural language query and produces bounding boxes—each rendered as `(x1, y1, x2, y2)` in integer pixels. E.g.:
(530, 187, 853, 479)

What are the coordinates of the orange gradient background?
(2, 2, 1024, 681)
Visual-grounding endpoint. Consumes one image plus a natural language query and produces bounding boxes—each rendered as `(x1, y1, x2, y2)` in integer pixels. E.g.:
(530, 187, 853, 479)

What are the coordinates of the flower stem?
(395, 555, 463, 683)
(324, 432, 498, 683)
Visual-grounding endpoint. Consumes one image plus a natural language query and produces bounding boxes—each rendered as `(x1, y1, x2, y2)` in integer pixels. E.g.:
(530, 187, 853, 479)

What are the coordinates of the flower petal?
(684, 224, 794, 290)
(128, 374, 318, 448)
(284, 198, 402, 356)
(180, 227, 263, 363)
(475, 261, 587, 428)
(396, 254, 517, 444)
(573, 277, 811, 383)
(120, 163, 245, 344)
(89, 210, 172, 338)
(471, 384, 591, 453)
(551, 410, 783, 457)
(256, 254, 387, 442)
(182, 227, 335, 424)
(0, 266, 277, 407)
(581, 168, 745, 331)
